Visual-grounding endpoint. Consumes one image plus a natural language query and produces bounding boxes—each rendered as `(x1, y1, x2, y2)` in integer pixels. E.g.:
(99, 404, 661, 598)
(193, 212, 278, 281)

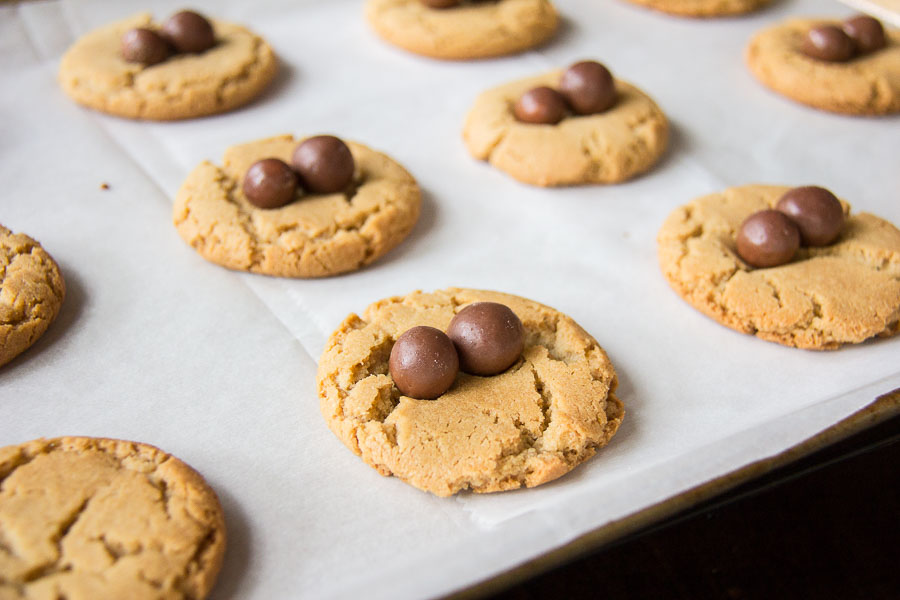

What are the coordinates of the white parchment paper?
(2, 0, 899, 598)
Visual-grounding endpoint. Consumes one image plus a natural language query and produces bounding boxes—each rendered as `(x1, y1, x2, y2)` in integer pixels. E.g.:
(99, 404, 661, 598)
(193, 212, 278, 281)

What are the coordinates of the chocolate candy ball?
(736, 210, 801, 268)
(161, 10, 216, 54)
(242, 159, 298, 209)
(843, 15, 886, 54)
(291, 136, 355, 194)
(389, 326, 459, 400)
(421, 0, 460, 7)
(559, 61, 616, 115)
(513, 87, 568, 125)
(121, 28, 169, 65)
(775, 186, 845, 247)
(447, 302, 525, 376)
(802, 25, 856, 62)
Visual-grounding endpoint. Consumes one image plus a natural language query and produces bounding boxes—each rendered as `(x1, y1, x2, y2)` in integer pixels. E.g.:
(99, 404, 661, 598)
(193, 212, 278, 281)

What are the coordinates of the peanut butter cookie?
(1, 225, 65, 368)
(58, 13, 277, 120)
(172, 135, 421, 278)
(317, 288, 624, 497)
(463, 69, 668, 186)
(623, 0, 771, 17)
(745, 17, 900, 115)
(365, 0, 558, 60)
(0, 437, 226, 599)
(657, 185, 900, 349)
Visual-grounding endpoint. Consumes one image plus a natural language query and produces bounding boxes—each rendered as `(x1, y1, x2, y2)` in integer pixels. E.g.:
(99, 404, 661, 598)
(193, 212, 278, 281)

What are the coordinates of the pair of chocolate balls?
(736, 186, 845, 269)
(389, 302, 526, 400)
(802, 15, 886, 63)
(121, 10, 216, 66)
(514, 61, 617, 125)
(242, 136, 356, 209)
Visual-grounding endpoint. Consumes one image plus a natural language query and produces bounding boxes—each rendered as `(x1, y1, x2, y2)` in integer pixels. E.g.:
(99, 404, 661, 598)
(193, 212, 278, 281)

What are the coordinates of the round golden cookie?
(0, 437, 226, 599)
(657, 185, 900, 349)
(365, 0, 558, 60)
(745, 18, 900, 115)
(58, 13, 277, 121)
(622, 0, 771, 17)
(317, 288, 624, 497)
(173, 135, 421, 278)
(1, 225, 65, 368)
(463, 69, 669, 186)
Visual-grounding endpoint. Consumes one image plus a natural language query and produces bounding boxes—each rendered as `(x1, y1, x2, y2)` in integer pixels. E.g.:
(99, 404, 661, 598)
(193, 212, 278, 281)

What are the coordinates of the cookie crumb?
(100, 182, 110, 190)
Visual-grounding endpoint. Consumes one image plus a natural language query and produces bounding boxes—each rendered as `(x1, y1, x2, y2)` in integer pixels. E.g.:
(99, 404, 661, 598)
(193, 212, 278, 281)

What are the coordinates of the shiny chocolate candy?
(242, 159, 299, 209)
(559, 61, 616, 115)
(802, 25, 855, 62)
(421, 0, 461, 7)
(775, 186, 844, 247)
(513, 86, 568, 125)
(736, 210, 801, 268)
(843, 15, 886, 54)
(291, 136, 355, 194)
(161, 10, 216, 54)
(447, 302, 524, 376)
(389, 326, 459, 399)
(121, 28, 170, 65)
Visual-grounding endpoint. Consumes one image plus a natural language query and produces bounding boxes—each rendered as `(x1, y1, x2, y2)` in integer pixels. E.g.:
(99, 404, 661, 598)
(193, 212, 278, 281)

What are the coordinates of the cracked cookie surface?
(462, 70, 668, 186)
(317, 288, 623, 497)
(0, 437, 226, 600)
(657, 185, 900, 349)
(58, 13, 277, 120)
(622, 0, 771, 17)
(1, 225, 65, 368)
(172, 135, 421, 278)
(745, 18, 900, 115)
(365, 0, 558, 60)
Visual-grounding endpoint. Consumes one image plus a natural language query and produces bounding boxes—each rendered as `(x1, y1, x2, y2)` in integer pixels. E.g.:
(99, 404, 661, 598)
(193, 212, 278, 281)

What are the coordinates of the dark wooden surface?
(486, 413, 900, 600)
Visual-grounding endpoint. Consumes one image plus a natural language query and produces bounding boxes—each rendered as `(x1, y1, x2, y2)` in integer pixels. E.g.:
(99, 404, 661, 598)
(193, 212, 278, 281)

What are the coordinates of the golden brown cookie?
(172, 135, 421, 278)
(745, 17, 900, 115)
(317, 288, 624, 497)
(622, 0, 771, 17)
(1, 225, 65, 368)
(365, 0, 558, 60)
(657, 185, 900, 349)
(463, 69, 669, 186)
(0, 437, 226, 599)
(58, 13, 277, 120)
